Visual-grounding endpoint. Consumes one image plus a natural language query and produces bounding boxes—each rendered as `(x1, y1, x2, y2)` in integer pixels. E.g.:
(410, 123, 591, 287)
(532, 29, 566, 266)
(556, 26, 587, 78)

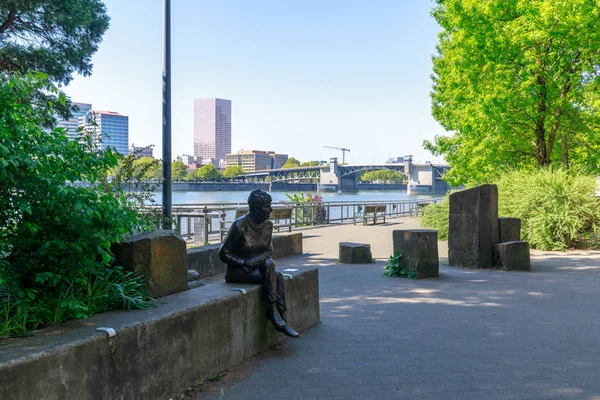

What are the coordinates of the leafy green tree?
(222, 165, 244, 179)
(144, 161, 188, 181)
(0, 74, 153, 336)
(426, 0, 600, 185)
(172, 160, 188, 180)
(185, 168, 197, 181)
(282, 157, 301, 168)
(301, 161, 321, 167)
(133, 157, 160, 180)
(195, 164, 221, 180)
(0, 1, 110, 86)
(360, 170, 405, 183)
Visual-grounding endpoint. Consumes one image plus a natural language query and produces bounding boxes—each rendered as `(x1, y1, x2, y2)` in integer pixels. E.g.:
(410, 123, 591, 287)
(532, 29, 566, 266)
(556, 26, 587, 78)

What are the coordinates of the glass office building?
(57, 102, 92, 140)
(80, 110, 129, 155)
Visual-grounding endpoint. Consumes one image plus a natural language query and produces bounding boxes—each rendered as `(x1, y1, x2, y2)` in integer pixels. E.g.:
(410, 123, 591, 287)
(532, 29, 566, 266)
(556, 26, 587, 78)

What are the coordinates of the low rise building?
(225, 150, 288, 172)
(129, 143, 154, 158)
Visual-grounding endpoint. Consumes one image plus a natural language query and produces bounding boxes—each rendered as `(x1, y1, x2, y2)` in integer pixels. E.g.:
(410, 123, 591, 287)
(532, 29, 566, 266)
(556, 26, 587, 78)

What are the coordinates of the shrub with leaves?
(284, 192, 327, 225)
(420, 168, 600, 251)
(383, 253, 416, 278)
(0, 74, 154, 338)
(420, 195, 450, 240)
(496, 168, 600, 251)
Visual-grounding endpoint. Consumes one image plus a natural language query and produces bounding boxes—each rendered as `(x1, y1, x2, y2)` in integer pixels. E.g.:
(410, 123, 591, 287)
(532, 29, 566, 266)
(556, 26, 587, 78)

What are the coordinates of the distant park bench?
(354, 204, 387, 225)
(220, 207, 294, 240)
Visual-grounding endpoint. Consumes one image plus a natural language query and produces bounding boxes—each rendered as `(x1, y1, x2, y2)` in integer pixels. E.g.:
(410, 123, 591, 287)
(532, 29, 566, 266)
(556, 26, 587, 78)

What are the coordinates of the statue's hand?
(242, 259, 256, 275)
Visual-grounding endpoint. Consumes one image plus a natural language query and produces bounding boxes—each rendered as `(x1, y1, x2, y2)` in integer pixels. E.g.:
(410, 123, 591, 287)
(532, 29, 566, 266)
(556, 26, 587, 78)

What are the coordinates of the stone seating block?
(494, 241, 531, 271)
(498, 217, 521, 242)
(111, 229, 188, 298)
(393, 229, 439, 279)
(0, 268, 320, 400)
(449, 184, 499, 269)
(339, 242, 372, 264)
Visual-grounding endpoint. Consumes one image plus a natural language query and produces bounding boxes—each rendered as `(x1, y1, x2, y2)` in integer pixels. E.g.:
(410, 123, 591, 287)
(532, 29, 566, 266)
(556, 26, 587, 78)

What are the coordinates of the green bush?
(496, 168, 600, 251)
(419, 168, 600, 251)
(420, 196, 450, 240)
(0, 74, 154, 338)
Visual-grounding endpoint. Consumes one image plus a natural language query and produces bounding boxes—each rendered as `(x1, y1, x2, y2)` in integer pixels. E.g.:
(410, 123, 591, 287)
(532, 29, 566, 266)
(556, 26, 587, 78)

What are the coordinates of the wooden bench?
(354, 204, 387, 225)
(220, 207, 294, 240)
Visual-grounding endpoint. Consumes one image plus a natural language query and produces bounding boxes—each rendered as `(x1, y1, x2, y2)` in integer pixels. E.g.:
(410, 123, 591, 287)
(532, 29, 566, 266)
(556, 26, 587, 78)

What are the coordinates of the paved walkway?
(196, 218, 600, 400)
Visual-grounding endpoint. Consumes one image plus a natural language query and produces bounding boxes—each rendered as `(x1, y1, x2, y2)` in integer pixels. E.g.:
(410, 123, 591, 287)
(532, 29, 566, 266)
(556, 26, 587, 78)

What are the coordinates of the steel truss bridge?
(239, 164, 406, 183)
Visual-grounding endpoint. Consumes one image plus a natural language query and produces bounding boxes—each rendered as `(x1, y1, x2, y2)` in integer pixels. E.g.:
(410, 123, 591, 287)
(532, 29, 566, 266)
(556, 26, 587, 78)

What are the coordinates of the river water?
(152, 190, 440, 205)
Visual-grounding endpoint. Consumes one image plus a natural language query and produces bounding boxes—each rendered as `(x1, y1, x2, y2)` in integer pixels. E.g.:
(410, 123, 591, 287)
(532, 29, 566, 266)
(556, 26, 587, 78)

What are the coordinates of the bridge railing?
(148, 197, 443, 246)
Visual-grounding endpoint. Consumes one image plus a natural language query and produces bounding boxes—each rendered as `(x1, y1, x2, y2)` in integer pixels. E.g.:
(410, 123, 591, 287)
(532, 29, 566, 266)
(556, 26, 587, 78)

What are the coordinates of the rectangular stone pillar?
(393, 229, 439, 278)
(498, 217, 521, 242)
(339, 242, 372, 264)
(112, 229, 188, 298)
(494, 241, 531, 271)
(448, 184, 499, 268)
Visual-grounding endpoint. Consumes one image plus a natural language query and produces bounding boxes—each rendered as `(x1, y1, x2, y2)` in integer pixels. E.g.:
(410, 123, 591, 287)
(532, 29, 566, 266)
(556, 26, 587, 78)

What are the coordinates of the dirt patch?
(173, 342, 291, 399)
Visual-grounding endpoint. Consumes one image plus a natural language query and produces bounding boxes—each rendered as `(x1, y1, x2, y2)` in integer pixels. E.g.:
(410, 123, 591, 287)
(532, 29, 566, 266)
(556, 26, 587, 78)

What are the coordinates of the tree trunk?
(535, 75, 549, 166)
(0, 10, 16, 35)
(561, 132, 569, 168)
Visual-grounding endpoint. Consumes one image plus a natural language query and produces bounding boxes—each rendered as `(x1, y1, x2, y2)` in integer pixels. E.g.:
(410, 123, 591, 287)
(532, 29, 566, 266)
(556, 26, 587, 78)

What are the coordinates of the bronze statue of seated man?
(218, 189, 299, 338)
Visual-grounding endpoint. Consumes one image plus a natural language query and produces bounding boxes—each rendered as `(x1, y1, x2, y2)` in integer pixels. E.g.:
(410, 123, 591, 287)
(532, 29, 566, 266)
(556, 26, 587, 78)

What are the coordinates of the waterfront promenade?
(179, 218, 600, 400)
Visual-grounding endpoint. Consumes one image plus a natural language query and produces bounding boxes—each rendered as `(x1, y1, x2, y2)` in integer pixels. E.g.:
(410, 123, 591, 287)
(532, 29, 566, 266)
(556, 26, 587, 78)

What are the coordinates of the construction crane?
(323, 146, 350, 164)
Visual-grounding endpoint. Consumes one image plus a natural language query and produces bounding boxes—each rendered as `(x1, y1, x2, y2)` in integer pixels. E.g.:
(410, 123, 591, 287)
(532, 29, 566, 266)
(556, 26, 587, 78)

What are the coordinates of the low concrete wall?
(188, 232, 303, 278)
(0, 268, 320, 400)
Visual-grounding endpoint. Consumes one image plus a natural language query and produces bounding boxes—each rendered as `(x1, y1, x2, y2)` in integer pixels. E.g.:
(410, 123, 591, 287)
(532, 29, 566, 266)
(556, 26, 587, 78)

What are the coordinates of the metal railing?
(154, 197, 442, 246)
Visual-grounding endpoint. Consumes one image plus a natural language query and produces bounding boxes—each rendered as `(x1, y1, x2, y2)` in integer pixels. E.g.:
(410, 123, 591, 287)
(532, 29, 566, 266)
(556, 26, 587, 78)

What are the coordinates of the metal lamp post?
(162, 0, 172, 229)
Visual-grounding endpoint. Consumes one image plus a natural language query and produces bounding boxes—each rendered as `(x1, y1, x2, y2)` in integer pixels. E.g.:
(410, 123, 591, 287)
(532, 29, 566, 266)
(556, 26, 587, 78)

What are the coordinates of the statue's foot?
(276, 323, 300, 338)
(266, 304, 286, 329)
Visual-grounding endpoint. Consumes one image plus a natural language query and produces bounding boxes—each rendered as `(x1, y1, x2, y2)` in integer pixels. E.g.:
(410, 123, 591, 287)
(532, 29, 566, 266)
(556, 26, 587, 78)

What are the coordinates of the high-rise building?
(194, 98, 231, 164)
(79, 110, 129, 155)
(226, 150, 288, 172)
(57, 102, 92, 140)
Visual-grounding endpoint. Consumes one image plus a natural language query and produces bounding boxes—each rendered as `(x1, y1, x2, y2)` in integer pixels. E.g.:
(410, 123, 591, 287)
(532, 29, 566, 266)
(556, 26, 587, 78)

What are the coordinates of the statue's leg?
(258, 258, 279, 305)
(275, 269, 287, 321)
(259, 259, 299, 338)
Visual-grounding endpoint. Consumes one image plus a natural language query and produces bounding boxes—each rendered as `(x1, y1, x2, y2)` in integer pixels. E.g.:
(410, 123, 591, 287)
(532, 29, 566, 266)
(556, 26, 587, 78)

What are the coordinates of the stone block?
(393, 229, 439, 278)
(339, 242, 372, 264)
(112, 229, 188, 298)
(448, 184, 499, 268)
(499, 217, 521, 242)
(272, 233, 303, 259)
(187, 243, 226, 278)
(494, 241, 531, 271)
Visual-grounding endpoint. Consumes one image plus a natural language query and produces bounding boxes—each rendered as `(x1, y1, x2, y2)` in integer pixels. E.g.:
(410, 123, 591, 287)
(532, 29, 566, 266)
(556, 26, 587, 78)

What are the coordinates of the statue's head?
(248, 189, 273, 220)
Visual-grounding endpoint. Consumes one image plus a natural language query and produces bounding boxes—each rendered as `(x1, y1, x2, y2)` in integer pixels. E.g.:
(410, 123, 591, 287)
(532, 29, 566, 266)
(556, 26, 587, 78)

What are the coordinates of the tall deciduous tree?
(282, 157, 301, 169)
(222, 165, 244, 179)
(171, 160, 188, 180)
(195, 164, 221, 180)
(301, 161, 321, 167)
(425, 0, 600, 185)
(0, 0, 110, 86)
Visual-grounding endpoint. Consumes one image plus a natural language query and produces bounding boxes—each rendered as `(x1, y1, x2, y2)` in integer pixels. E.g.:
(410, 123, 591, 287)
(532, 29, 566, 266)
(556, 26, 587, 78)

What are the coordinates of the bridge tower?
(318, 157, 358, 193)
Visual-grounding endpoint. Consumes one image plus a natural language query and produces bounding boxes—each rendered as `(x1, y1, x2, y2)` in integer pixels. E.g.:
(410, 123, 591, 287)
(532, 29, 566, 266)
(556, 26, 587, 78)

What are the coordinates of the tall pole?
(162, 0, 172, 229)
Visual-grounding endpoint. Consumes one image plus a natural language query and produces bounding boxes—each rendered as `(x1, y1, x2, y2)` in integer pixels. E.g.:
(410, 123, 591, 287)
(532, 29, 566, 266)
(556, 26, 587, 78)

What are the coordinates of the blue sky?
(63, 0, 447, 165)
